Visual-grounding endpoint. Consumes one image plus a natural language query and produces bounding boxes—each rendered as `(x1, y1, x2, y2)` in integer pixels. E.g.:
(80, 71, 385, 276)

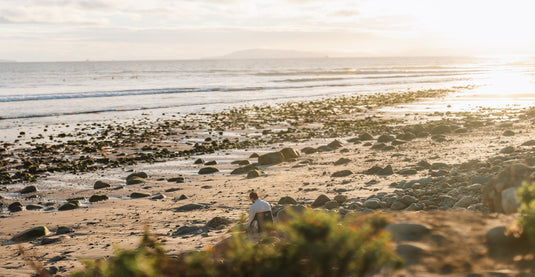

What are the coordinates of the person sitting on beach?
(246, 191, 273, 233)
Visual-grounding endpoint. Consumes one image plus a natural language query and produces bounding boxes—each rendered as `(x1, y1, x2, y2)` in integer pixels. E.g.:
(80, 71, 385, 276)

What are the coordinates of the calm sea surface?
(0, 56, 534, 130)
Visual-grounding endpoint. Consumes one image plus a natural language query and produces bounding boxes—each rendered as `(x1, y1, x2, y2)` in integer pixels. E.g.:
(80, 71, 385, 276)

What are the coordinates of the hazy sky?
(1, 0, 534, 61)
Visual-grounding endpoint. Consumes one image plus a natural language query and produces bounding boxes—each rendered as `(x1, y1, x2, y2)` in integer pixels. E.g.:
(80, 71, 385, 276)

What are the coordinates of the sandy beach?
(2, 88, 535, 276)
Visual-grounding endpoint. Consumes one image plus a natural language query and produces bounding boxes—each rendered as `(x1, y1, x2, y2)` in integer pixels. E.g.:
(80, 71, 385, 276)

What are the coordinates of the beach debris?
(198, 167, 219, 174)
(94, 181, 111, 189)
(12, 226, 50, 242)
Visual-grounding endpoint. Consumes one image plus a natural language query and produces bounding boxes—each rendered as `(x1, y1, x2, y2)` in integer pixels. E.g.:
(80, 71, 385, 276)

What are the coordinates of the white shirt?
(247, 199, 272, 228)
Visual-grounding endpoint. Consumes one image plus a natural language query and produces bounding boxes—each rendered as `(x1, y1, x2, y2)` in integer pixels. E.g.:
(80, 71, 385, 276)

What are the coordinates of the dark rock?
(334, 195, 347, 203)
(56, 226, 73, 235)
(398, 168, 417, 175)
(397, 132, 416, 141)
(26, 204, 43, 210)
(247, 170, 262, 179)
(521, 140, 535, 146)
(331, 170, 353, 177)
(486, 226, 530, 258)
(205, 160, 217, 165)
(278, 196, 298, 205)
(311, 194, 330, 208)
(12, 226, 50, 242)
(399, 195, 417, 205)
(194, 158, 205, 164)
(151, 193, 166, 200)
(386, 223, 430, 241)
(327, 140, 344, 149)
(276, 205, 306, 222)
(324, 200, 339, 209)
(174, 225, 205, 236)
(41, 236, 65, 245)
(378, 165, 394, 175)
(396, 244, 424, 265)
(371, 142, 386, 150)
(333, 158, 351, 166)
(20, 185, 37, 194)
(258, 152, 284, 165)
(89, 194, 109, 202)
(206, 217, 232, 229)
(198, 167, 219, 175)
(126, 176, 145, 185)
(358, 132, 374, 140)
(231, 164, 258, 175)
(391, 139, 406, 146)
(390, 200, 407, 210)
(249, 153, 259, 158)
(301, 147, 317, 154)
(94, 181, 111, 189)
(377, 134, 395, 142)
(366, 165, 383, 174)
(127, 172, 148, 179)
(430, 125, 451, 134)
(58, 202, 79, 211)
(130, 192, 150, 198)
(8, 202, 23, 212)
(175, 203, 204, 212)
(280, 147, 301, 160)
(178, 194, 188, 200)
(431, 134, 447, 142)
(364, 199, 381, 209)
(231, 160, 250, 166)
(502, 130, 515, 136)
(499, 146, 515, 154)
(347, 137, 360, 143)
(453, 196, 478, 209)
(168, 176, 186, 183)
(417, 160, 431, 169)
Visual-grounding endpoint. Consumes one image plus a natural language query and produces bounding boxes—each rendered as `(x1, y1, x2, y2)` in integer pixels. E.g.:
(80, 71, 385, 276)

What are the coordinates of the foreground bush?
(71, 210, 402, 277)
(518, 181, 535, 245)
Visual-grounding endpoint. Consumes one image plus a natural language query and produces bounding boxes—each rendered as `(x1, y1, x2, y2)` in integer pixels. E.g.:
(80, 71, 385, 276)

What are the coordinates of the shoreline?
(2, 87, 535, 275)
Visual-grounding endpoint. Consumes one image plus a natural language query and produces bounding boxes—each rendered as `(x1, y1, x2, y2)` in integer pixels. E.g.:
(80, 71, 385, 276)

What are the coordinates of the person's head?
(249, 191, 259, 203)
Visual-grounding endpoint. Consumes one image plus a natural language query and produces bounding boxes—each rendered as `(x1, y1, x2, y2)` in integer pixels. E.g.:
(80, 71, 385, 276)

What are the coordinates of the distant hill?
(211, 49, 328, 60)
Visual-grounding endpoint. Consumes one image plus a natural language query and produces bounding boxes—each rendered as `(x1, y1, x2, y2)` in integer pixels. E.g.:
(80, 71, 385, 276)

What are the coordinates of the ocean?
(1, 56, 534, 140)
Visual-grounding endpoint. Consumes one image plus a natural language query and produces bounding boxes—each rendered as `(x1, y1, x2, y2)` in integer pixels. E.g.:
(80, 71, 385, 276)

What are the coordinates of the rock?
(502, 130, 515, 136)
(205, 160, 217, 165)
(94, 181, 111, 189)
(453, 196, 479, 209)
(358, 132, 374, 140)
(371, 142, 385, 150)
(431, 135, 447, 142)
(56, 226, 73, 235)
(278, 196, 298, 205)
(206, 217, 232, 229)
(501, 187, 520, 214)
(333, 158, 351, 166)
(89, 194, 109, 202)
(399, 195, 417, 206)
(8, 202, 23, 212)
(126, 176, 145, 185)
(398, 168, 417, 175)
(391, 139, 406, 146)
(378, 165, 394, 175)
(41, 236, 66, 245)
(324, 200, 339, 209)
(258, 152, 284, 165)
(417, 160, 431, 169)
(130, 192, 150, 198)
(231, 160, 250, 165)
(377, 134, 395, 142)
(127, 172, 148, 180)
(334, 195, 347, 204)
(175, 203, 204, 212)
(347, 137, 360, 143)
(276, 205, 306, 222)
(327, 140, 344, 149)
(26, 204, 43, 210)
(366, 165, 383, 174)
(499, 146, 515, 154)
(12, 226, 50, 242)
(174, 225, 205, 236)
(364, 198, 381, 209)
(247, 170, 262, 179)
(231, 164, 258, 174)
(430, 125, 451, 134)
(331, 170, 353, 177)
(521, 140, 535, 146)
(198, 167, 219, 175)
(470, 176, 491, 185)
(486, 226, 529, 258)
(311, 194, 330, 208)
(397, 132, 416, 141)
(406, 203, 423, 211)
(58, 200, 80, 211)
(151, 193, 166, 200)
(390, 200, 407, 210)
(280, 147, 301, 160)
(301, 147, 317, 154)
(194, 158, 205, 164)
(482, 163, 535, 213)
(168, 176, 186, 183)
(386, 223, 430, 241)
(20, 185, 37, 194)
(178, 194, 188, 200)
(396, 244, 424, 265)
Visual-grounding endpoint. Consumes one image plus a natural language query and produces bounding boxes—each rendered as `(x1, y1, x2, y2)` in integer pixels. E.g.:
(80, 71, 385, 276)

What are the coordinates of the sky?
(1, 0, 534, 62)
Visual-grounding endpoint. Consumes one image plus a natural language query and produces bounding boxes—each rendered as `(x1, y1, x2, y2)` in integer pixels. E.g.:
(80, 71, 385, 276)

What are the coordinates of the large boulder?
(280, 147, 300, 160)
(258, 152, 284, 165)
(501, 187, 520, 214)
(482, 163, 535, 213)
(12, 226, 50, 242)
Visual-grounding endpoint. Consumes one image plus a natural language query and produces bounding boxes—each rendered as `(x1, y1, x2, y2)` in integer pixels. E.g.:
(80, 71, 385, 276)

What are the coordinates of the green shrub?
(71, 210, 402, 277)
(517, 181, 535, 244)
